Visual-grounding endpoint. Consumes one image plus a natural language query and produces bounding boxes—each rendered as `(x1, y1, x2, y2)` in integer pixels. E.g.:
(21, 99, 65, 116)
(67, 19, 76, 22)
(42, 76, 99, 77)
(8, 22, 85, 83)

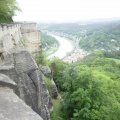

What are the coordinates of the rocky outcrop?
(0, 74, 43, 120)
(39, 65, 52, 78)
(0, 48, 52, 120)
(39, 65, 58, 99)
(51, 79, 58, 99)
(0, 23, 52, 120)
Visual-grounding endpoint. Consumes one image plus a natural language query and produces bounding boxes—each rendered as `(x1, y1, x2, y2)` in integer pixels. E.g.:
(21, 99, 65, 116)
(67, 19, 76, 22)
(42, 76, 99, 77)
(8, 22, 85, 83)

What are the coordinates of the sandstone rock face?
(51, 79, 58, 99)
(0, 49, 51, 120)
(0, 74, 43, 120)
(39, 65, 58, 99)
(0, 23, 52, 120)
(39, 65, 52, 78)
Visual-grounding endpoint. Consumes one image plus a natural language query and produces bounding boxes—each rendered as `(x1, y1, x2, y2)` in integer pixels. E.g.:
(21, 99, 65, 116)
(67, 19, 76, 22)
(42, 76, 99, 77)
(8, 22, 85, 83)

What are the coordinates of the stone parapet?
(0, 22, 41, 54)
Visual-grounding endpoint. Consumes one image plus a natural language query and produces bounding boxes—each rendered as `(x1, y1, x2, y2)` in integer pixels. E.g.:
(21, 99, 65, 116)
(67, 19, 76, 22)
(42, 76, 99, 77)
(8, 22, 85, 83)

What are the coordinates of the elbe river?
(48, 33, 74, 59)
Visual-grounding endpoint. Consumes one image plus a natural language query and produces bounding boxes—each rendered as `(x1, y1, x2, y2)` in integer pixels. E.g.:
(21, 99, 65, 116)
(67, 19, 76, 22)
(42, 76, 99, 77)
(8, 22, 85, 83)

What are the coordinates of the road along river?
(48, 33, 74, 59)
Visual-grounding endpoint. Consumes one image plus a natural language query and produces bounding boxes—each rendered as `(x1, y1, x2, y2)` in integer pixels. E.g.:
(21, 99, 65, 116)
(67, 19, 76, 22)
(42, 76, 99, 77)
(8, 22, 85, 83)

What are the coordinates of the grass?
(43, 76, 52, 94)
(43, 76, 64, 120)
(51, 98, 64, 120)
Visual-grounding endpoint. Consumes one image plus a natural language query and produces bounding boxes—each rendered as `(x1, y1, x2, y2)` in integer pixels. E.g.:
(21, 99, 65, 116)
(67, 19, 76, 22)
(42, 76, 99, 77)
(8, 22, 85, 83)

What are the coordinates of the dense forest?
(79, 23, 120, 52)
(50, 51, 120, 120)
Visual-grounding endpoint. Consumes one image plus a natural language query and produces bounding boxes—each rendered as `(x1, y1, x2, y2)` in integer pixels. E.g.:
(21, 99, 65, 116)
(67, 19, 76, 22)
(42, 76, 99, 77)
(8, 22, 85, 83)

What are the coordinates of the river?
(48, 33, 74, 59)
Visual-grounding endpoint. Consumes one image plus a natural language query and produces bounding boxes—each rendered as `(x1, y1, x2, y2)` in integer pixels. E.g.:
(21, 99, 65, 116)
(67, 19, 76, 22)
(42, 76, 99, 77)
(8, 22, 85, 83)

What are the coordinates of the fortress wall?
(21, 23, 41, 53)
(0, 23, 41, 54)
(0, 24, 21, 53)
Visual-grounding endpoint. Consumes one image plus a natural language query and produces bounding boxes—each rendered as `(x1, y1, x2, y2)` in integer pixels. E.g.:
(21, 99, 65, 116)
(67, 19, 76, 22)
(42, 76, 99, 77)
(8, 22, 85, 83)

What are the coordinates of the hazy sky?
(14, 0, 120, 22)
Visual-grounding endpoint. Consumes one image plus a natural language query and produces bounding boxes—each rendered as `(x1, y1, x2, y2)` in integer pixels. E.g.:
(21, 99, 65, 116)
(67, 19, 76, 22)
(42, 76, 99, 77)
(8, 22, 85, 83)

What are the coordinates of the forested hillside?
(40, 20, 120, 120)
(41, 21, 120, 52)
(41, 33, 59, 54)
(50, 51, 120, 120)
(79, 22, 120, 51)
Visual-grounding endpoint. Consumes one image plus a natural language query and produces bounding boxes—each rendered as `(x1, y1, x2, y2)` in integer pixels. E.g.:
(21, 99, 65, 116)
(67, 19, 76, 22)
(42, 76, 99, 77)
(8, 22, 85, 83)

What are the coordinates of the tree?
(35, 50, 48, 65)
(0, 0, 20, 23)
(50, 51, 120, 120)
(62, 64, 120, 120)
(50, 58, 68, 91)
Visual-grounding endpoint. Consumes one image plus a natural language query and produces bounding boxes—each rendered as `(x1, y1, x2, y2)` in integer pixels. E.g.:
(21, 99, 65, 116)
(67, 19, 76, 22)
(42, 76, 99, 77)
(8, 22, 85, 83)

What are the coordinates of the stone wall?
(0, 74, 43, 120)
(0, 23, 41, 54)
(0, 24, 21, 53)
(21, 23, 41, 54)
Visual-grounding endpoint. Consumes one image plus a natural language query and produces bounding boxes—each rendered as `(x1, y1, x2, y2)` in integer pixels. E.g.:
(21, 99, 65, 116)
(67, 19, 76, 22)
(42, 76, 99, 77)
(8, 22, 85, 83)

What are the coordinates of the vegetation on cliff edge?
(0, 0, 20, 23)
(50, 51, 120, 120)
(41, 33, 59, 55)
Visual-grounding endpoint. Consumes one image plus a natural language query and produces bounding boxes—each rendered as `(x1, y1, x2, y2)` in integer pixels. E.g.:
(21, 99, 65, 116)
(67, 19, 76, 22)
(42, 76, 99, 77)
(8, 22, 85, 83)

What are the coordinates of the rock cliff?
(0, 23, 52, 120)
(0, 74, 43, 120)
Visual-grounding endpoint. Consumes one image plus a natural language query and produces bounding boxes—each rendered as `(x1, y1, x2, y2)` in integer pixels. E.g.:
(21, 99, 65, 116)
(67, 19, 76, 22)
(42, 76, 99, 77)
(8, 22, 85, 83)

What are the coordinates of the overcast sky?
(14, 0, 120, 23)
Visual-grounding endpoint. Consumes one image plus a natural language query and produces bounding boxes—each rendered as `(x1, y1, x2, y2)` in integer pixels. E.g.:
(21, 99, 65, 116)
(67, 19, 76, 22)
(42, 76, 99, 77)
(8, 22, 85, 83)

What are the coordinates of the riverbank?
(41, 32, 59, 56)
(48, 33, 88, 62)
(48, 33, 74, 59)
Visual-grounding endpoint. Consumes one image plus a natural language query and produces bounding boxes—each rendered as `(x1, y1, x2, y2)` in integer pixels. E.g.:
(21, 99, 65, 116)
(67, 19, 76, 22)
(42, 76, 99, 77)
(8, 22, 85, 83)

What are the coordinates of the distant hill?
(39, 20, 120, 52)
